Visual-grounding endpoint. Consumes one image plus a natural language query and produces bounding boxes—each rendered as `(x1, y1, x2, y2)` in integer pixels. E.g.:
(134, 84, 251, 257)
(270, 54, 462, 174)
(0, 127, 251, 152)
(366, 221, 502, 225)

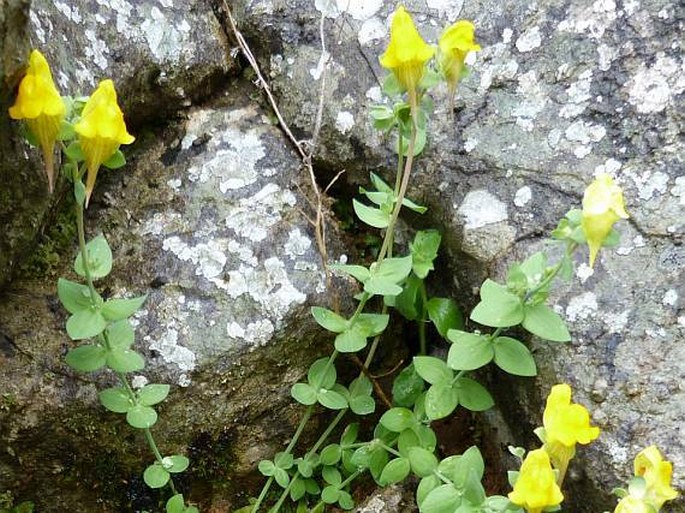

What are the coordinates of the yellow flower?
(508, 449, 564, 513)
(581, 173, 629, 267)
(75, 79, 134, 206)
(438, 20, 480, 97)
(9, 49, 66, 193)
(542, 384, 599, 483)
(614, 496, 654, 513)
(379, 5, 435, 104)
(634, 446, 679, 509)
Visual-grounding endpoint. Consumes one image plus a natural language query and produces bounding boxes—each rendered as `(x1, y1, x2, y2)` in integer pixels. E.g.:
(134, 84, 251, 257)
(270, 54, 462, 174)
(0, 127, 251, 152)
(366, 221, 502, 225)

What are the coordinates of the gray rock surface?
(233, 0, 684, 510)
(0, 79, 343, 510)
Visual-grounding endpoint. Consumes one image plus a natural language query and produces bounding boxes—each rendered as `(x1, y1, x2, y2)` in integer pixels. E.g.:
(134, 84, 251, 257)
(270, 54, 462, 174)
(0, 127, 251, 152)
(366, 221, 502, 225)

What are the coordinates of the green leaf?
(417, 475, 441, 507)
(341, 423, 359, 446)
(450, 446, 485, 486)
(65, 344, 107, 372)
(353, 199, 390, 228)
(144, 463, 170, 488)
(421, 484, 461, 513)
(166, 494, 185, 513)
(369, 172, 393, 192)
(66, 309, 107, 340)
(446, 331, 494, 371)
(425, 383, 459, 420)
(74, 235, 113, 280)
(398, 125, 427, 157)
(138, 384, 170, 406)
(369, 446, 389, 483)
(408, 447, 438, 477)
(274, 452, 294, 469)
(350, 395, 375, 415)
(320, 444, 342, 466)
(356, 313, 390, 337)
(335, 326, 368, 353)
(493, 337, 537, 376)
(321, 486, 340, 504)
(99, 387, 133, 413)
(58, 119, 75, 141)
(382, 73, 403, 96)
(349, 376, 373, 397)
(427, 297, 464, 338)
(370, 105, 395, 124)
(162, 455, 189, 473)
(74, 180, 86, 206)
(410, 230, 441, 279)
(413, 356, 453, 385)
(393, 273, 422, 320)
(106, 348, 145, 373)
(337, 490, 354, 510)
(58, 278, 97, 314)
(322, 465, 342, 485)
(380, 407, 416, 432)
(290, 477, 306, 501)
(258, 460, 276, 476)
(330, 264, 370, 283)
(106, 320, 135, 350)
(402, 196, 428, 214)
(520, 252, 547, 284)
(317, 389, 348, 410)
(379, 457, 411, 485)
(126, 405, 158, 429)
(470, 279, 524, 328)
(307, 357, 337, 389)
(274, 467, 290, 488)
(455, 378, 494, 412)
(392, 363, 425, 408)
(291, 383, 317, 405)
(522, 304, 571, 342)
(311, 307, 348, 333)
(101, 295, 147, 321)
(102, 149, 126, 169)
(365, 256, 413, 296)
(64, 141, 85, 161)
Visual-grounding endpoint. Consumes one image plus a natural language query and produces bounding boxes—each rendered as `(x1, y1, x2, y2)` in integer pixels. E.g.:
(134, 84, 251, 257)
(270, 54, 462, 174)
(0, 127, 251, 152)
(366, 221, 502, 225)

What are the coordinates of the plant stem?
(258, 103, 420, 513)
(419, 281, 429, 355)
(523, 242, 577, 304)
(74, 188, 179, 499)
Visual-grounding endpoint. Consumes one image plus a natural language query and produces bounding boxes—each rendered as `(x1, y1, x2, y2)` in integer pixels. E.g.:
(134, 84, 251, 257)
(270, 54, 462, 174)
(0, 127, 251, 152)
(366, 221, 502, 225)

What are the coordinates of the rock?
(353, 483, 417, 513)
(232, 0, 685, 510)
(0, 0, 238, 287)
(0, 80, 346, 511)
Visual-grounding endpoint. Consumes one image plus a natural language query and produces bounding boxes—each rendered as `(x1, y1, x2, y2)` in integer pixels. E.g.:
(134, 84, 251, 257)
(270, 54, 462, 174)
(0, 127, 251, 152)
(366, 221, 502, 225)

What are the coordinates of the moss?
(16, 201, 77, 279)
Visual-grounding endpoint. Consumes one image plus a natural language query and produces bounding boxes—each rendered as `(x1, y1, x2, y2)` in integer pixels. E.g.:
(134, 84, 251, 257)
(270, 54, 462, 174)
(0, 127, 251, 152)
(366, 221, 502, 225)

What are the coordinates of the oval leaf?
(143, 463, 170, 488)
(317, 389, 348, 410)
(291, 383, 317, 405)
(522, 303, 571, 342)
(427, 297, 464, 338)
(74, 235, 112, 280)
(65, 344, 107, 372)
(493, 337, 537, 377)
(66, 310, 107, 340)
(455, 378, 494, 412)
(101, 295, 147, 322)
(379, 457, 411, 485)
(99, 387, 133, 413)
(470, 279, 524, 328)
(126, 405, 158, 429)
(446, 331, 494, 371)
(106, 349, 145, 373)
(138, 384, 171, 406)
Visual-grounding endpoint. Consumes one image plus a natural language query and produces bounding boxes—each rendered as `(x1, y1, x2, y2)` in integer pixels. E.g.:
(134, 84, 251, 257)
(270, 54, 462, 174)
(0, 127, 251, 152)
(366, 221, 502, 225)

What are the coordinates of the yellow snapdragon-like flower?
(542, 384, 600, 483)
(634, 446, 679, 509)
(75, 79, 135, 206)
(438, 20, 480, 97)
(379, 5, 435, 104)
(614, 496, 654, 513)
(508, 449, 564, 513)
(581, 173, 629, 267)
(9, 49, 66, 193)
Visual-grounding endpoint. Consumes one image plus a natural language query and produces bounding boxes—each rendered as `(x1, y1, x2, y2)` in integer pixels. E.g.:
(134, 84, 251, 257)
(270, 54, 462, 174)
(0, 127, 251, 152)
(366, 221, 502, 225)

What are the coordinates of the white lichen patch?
(464, 137, 479, 153)
(515, 26, 542, 53)
(597, 43, 618, 71)
(225, 184, 297, 242)
(479, 59, 519, 91)
(358, 17, 386, 45)
(602, 310, 629, 333)
(594, 158, 622, 177)
(163, 237, 228, 279)
(672, 177, 685, 206)
(84, 29, 110, 70)
(514, 186, 532, 207)
(457, 190, 508, 229)
(558, 0, 617, 39)
(576, 263, 594, 283)
(140, 6, 192, 62)
(426, 0, 464, 17)
(327, 0, 382, 20)
(131, 375, 149, 389)
(335, 111, 355, 134)
(512, 71, 548, 130)
(625, 170, 669, 201)
(54, 1, 83, 23)
(627, 53, 685, 114)
(146, 327, 196, 386)
(565, 120, 606, 144)
(560, 70, 593, 118)
(566, 292, 598, 322)
(616, 235, 645, 256)
(662, 289, 678, 307)
(284, 229, 312, 259)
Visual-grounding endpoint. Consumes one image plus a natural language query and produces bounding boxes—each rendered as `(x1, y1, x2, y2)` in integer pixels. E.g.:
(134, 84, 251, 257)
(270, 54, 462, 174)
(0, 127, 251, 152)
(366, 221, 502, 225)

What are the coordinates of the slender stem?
(523, 242, 577, 304)
(285, 406, 314, 453)
(378, 443, 402, 458)
(377, 110, 418, 261)
(250, 476, 274, 513)
(305, 409, 346, 457)
(419, 281, 429, 355)
(451, 370, 466, 385)
(74, 190, 179, 499)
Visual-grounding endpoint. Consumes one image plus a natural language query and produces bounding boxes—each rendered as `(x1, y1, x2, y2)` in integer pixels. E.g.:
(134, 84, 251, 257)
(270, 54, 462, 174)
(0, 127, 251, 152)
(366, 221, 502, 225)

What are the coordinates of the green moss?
(17, 203, 77, 279)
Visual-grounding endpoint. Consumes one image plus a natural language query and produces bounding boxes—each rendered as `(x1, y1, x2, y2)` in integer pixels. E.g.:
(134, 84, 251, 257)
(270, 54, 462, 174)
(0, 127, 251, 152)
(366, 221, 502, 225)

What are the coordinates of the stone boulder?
(232, 0, 685, 510)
